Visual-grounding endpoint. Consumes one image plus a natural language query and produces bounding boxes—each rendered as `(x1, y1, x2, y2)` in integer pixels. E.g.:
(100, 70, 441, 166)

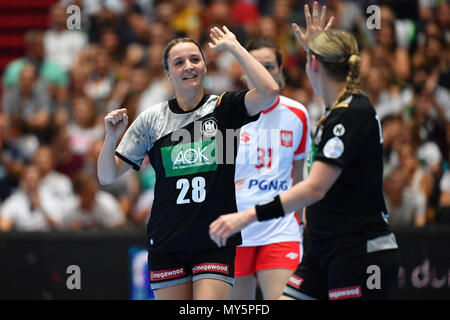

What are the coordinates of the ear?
(241, 74, 249, 86)
(311, 55, 319, 73)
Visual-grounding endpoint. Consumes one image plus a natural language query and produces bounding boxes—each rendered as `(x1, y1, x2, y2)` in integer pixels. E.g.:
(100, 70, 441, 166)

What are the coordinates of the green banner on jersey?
(161, 140, 218, 177)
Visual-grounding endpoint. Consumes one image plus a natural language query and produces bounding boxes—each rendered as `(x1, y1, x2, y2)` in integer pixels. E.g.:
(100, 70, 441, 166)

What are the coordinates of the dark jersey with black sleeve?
(116, 90, 258, 252)
(304, 93, 394, 249)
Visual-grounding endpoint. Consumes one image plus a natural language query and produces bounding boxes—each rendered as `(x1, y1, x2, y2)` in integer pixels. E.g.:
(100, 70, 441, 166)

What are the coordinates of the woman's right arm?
(209, 160, 342, 247)
(98, 108, 132, 185)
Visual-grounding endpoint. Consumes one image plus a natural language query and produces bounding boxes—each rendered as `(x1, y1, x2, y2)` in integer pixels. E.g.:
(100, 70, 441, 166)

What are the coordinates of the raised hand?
(104, 108, 128, 141)
(208, 26, 238, 52)
(292, 1, 334, 52)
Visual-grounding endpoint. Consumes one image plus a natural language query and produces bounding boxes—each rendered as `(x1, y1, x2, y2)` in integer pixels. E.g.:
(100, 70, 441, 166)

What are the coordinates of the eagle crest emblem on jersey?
(201, 118, 218, 137)
(280, 130, 293, 147)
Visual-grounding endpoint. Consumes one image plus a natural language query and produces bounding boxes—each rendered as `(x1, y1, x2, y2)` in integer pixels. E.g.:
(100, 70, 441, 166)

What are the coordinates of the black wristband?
(255, 195, 285, 221)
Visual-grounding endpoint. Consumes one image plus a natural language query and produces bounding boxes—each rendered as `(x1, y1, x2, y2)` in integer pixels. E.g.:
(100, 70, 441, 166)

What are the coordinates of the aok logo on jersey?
(161, 140, 218, 177)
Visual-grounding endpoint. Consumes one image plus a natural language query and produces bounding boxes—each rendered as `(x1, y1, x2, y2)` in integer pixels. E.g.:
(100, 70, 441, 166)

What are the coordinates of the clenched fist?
(104, 108, 129, 141)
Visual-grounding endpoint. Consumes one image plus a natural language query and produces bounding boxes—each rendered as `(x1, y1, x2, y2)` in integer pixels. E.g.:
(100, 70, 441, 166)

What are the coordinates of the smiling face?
(165, 42, 207, 93)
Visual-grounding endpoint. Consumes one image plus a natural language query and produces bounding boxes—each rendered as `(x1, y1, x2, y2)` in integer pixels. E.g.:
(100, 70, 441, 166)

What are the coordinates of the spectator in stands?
(202, 1, 248, 45)
(148, 20, 175, 47)
(360, 6, 411, 82)
(32, 145, 75, 205)
(170, 0, 203, 41)
(364, 66, 407, 121)
(230, 0, 260, 35)
(202, 42, 234, 95)
(44, 3, 87, 71)
(108, 66, 150, 123)
(257, 16, 278, 42)
(436, 0, 450, 44)
(0, 164, 62, 232)
(326, 0, 366, 30)
(85, 140, 139, 220)
(2, 30, 68, 97)
(60, 170, 126, 230)
(404, 84, 447, 162)
(271, 0, 301, 66)
(50, 125, 85, 179)
(381, 115, 405, 177)
(84, 47, 116, 115)
(99, 27, 125, 68)
(68, 96, 104, 157)
(437, 177, 450, 224)
(153, 1, 175, 26)
(2, 64, 52, 143)
(383, 167, 427, 227)
(412, 22, 450, 116)
(435, 123, 450, 225)
(115, 43, 145, 83)
(137, 44, 173, 115)
(397, 142, 433, 208)
(116, 0, 152, 46)
(0, 114, 28, 201)
(70, 67, 90, 102)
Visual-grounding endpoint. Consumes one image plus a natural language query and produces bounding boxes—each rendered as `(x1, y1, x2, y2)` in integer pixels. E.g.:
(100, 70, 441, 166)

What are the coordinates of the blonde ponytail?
(309, 30, 361, 109)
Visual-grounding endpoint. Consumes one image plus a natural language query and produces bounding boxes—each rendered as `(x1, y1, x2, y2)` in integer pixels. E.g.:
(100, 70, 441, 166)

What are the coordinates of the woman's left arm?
(209, 26, 279, 116)
(209, 161, 342, 247)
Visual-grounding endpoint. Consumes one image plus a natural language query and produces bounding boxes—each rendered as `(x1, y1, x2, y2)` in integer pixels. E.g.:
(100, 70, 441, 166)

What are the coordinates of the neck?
(320, 78, 347, 110)
(54, 25, 65, 32)
(175, 88, 204, 111)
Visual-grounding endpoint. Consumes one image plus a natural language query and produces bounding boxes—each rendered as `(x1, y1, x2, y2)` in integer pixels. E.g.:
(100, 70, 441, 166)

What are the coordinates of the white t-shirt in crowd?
(60, 190, 125, 230)
(0, 190, 62, 232)
(44, 30, 87, 71)
(40, 171, 76, 204)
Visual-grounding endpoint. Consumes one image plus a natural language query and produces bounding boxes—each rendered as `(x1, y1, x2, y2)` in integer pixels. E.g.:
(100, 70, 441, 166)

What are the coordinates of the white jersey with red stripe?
(235, 95, 311, 246)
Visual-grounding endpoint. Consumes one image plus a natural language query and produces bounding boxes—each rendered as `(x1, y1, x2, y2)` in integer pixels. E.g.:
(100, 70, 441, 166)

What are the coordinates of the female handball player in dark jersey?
(97, 26, 280, 300)
(209, 2, 400, 300)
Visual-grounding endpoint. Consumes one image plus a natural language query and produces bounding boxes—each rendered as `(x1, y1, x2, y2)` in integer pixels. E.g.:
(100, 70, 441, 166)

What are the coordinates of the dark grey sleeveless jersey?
(116, 90, 258, 252)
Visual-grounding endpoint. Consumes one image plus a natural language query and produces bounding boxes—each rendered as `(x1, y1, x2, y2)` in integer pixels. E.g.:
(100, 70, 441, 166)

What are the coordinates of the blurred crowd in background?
(0, 0, 449, 232)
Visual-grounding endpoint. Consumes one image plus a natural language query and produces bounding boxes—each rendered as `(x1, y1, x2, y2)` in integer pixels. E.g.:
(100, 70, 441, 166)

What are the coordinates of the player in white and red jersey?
(232, 39, 311, 300)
